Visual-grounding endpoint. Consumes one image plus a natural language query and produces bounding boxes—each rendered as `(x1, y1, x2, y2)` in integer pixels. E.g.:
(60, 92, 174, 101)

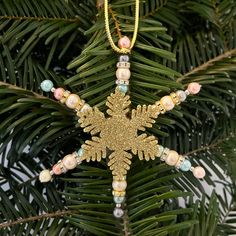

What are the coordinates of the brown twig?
(109, 8, 122, 39)
(0, 15, 79, 22)
(122, 209, 131, 236)
(183, 137, 230, 156)
(0, 210, 73, 229)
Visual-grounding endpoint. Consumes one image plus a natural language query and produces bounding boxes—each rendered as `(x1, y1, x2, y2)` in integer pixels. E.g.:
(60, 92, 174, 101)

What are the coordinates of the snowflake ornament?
(39, 75, 205, 218)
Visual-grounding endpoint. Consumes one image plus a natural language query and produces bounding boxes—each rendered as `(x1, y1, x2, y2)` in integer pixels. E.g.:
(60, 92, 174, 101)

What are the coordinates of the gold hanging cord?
(104, 0, 140, 54)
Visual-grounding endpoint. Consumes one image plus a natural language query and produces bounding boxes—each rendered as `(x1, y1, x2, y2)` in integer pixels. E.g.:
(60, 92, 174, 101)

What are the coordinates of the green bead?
(40, 80, 54, 92)
(114, 196, 125, 204)
(77, 148, 84, 157)
(118, 85, 128, 94)
(180, 159, 192, 172)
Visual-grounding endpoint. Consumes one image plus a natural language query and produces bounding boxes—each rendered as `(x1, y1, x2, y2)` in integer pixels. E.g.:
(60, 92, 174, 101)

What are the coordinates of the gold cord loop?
(104, 0, 140, 54)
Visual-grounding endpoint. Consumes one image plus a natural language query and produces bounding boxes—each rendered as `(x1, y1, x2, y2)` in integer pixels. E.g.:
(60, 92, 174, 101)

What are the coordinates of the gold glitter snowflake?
(77, 88, 162, 179)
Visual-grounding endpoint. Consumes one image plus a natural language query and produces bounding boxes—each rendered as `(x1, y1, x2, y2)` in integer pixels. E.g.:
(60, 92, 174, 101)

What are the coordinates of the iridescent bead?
(114, 196, 125, 204)
(112, 180, 127, 191)
(187, 82, 201, 94)
(118, 85, 128, 94)
(165, 150, 179, 166)
(192, 166, 205, 179)
(160, 147, 169, 161)
(80, 104, 91, 113)
(40, 80, 54, 92)
(175, 155, 185, 169)
(39, 169, 52, 182)
(160, 96, 175, 111)
(116, 62, 130, 68)
(157, 145, 164, 157)
(77, 148, 84, 157)
(179, 159, 192, 172)
(116, 80, 129, 85)
(118, 36, 131, 49)
(176, 90, 187, 102)
(119, 55, 129, 62)
(113, 207, 124, 218)
(54, 88, 65, 100)
(116, 68, 131, 81)
(62, 154, 77, 170)
(65, 94, 81, 109)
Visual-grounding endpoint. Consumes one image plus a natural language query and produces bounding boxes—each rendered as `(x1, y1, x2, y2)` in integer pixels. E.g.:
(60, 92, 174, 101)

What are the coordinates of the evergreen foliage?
(0, 0, 236, 235)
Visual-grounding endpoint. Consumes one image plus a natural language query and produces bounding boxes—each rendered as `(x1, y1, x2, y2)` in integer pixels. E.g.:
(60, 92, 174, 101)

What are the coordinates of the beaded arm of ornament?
(131, 82, 202, 132)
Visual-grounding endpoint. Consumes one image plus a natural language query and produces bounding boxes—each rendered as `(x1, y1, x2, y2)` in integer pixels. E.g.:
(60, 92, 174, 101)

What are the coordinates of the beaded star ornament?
(39, 0, 205, 218)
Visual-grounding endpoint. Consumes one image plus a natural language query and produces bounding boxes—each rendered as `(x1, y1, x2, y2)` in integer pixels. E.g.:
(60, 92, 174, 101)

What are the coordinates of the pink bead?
(52, 164, 62, 175)
(193, 166, 205, 179)
(118, 36, 131, 49)
(54, 88, 65, 100)
(62, 154, 77, 170)
(187, 82, 201, 94)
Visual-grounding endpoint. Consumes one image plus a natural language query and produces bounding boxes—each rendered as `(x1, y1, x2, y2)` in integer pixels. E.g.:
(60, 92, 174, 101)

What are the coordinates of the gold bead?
(112, 190, 126, 197)
(170, 92, 180, 105)
(155, 101, 166, 114)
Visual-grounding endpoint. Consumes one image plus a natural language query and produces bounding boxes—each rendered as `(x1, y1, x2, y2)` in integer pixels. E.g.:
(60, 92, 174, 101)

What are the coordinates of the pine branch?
(0, 81, 49, 100)
(141, 0, 168, 19)
(0, 210, 73, 229)
(183, 137, 229, 156)
(177, 48, 236, 83)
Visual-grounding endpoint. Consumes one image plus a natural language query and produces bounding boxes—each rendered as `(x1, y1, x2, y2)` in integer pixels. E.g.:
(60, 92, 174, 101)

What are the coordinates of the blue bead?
(114, 196, 125, 204)
(40, 80, 54, 92)
(77, 148, 84, 157)
(180, 159, 192, 172)
(118, 85, 128, 94)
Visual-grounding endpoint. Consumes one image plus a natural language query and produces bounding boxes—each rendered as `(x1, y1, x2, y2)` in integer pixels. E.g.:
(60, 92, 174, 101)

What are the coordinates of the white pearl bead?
(176, 90, 187, 102)
(113, 207, 124, 218)
(112, 180, 127, 191)
(65, 94, 80, 109)
(116, 68, 131, 81)
(62, 154, 77, 170)
(165, 150, 179, 166)
(39, 169, 52, 183)
(160, 96, 175, 111)
(193, 166, 205, 179)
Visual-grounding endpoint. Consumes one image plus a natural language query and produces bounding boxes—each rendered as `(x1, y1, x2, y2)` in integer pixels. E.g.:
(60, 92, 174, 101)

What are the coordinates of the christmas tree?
(0, 0, 236, 235)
